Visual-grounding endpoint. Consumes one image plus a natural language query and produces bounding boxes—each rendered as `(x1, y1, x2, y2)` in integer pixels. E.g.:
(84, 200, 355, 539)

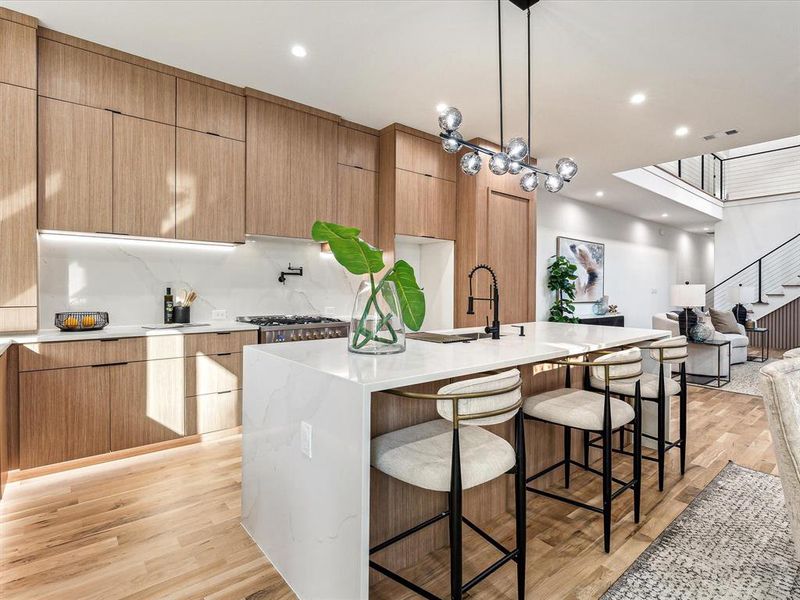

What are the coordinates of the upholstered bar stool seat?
(524, 388, 635, 430)
(785, 348, 800, 359)
(589, 372, 681, 398)
(371, 419, 515, 492)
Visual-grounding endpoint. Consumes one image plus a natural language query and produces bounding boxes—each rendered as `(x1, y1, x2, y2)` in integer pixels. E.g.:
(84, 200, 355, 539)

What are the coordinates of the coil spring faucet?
(466, 264, 501, 340)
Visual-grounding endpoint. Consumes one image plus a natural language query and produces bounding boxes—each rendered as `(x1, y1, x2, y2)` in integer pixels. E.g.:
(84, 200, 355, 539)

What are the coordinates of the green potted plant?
(547, 255, 579, 323)
(312, 221, 425, 354)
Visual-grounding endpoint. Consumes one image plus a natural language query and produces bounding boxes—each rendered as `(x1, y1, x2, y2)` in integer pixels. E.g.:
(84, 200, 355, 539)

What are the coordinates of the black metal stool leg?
(679, 362, 687, 475)
(633, 382, 642, 524)
(602, 389, 613, 553)
(514, 410, 526, 599)
(449, 429, 462, 600)
(583, 430, 590, 469)
(657, 365, 666, 492)
(563, 426, 571, 488)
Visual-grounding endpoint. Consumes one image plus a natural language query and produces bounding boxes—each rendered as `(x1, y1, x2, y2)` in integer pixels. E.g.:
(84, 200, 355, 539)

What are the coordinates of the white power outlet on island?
(301, 421, 313, 459)
(211, 309, 227, 320)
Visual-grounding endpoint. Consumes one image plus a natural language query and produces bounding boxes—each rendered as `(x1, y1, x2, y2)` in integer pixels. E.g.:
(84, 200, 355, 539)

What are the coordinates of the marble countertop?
(245, 321, 670, 392)
(0, 321, 259, 349)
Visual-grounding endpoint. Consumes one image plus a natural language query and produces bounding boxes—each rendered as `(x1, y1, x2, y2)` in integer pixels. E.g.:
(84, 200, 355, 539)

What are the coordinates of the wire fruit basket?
(55, 311, 109, 331)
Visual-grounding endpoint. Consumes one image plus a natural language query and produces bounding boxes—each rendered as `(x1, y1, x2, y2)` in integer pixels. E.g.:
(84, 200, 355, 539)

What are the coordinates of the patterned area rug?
(691, 358, 777, 396)
(603, 462, 800, 599)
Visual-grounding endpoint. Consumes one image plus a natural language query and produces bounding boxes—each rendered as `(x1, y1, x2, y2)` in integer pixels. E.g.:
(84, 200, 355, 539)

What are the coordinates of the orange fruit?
(82, 315, 96, 328)
(63, 316, 79, 329)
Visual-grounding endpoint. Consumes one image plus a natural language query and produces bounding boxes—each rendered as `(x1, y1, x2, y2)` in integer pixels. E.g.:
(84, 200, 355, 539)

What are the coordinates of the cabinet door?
(38, 38, 176, 124)
(0, 18, 36, 89)
(186, 390, 241, 436)
(184, 352, 242, 397)
(109, 359, 185, 451)
(113, 114, 176, 238)
(20, 366, 111, 469)
(176, 79, 245, 141)
(395, 131, 455, 182)
(0, 84, 37, 325)
(336, 165, 377, 244)
(176, 128, 245, 243)
(338, 126, 378, 171)
(395, 170, 456, 240)
(38, 97, 113, 233)
(246, 98, 337, 238)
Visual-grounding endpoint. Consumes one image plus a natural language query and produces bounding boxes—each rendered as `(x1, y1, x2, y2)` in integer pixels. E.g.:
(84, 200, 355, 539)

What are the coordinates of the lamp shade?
(729, 285, 755, 304)
(670, 283, 706, 307)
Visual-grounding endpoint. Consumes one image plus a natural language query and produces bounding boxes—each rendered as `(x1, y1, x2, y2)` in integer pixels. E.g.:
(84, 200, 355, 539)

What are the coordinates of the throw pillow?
(665, 312, 679, 321)
(709, 307, 741, 334)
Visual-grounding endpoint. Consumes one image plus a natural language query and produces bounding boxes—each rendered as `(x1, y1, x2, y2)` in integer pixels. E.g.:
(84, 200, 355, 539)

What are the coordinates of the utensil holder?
(173, 306, 190, 324)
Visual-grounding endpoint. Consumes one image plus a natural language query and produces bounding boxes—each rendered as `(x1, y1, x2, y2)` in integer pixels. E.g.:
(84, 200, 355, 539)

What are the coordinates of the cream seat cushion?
(371, 419, 515, 492)
(785, 348, 800, 359)
(523, 388, 635, 430)
(590, 372, 681, 399)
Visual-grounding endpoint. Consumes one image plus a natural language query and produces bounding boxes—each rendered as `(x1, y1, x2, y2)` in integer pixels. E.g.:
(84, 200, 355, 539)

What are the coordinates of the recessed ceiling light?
(436, 103, 448, 113)
(674, 126, 689, 137)
(629, 92, 646, 105)
(661, 213, 669, 217)
(291, 45, 307, 58)
(703, 227, 710, 231)
(595, 190, 604, 197)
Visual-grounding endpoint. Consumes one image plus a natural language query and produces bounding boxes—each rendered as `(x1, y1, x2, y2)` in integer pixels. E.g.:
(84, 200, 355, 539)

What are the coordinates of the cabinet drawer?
(395, 130, 455, 182)
(186, 390, 241, 435)
(176, 79, 245, 141)
(19, 335, 184, 371)
(185, 352, 242, 397)
(184, 330, 257, 357)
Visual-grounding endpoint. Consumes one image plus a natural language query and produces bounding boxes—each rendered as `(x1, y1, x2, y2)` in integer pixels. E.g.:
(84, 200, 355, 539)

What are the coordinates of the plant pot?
(349, 279, 406, 355)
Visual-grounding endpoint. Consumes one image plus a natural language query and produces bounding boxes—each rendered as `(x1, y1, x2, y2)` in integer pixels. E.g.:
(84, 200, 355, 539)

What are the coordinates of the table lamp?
(670, 281, 707, 337)
(729, 284, 754, 325)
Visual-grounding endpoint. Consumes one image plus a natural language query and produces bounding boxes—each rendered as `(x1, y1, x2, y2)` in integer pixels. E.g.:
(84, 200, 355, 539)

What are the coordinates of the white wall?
(714, 196, 800, 283)
(395, 236, 454, 331)
(38, 234, 363, 326)
(536, 194, 714, 328)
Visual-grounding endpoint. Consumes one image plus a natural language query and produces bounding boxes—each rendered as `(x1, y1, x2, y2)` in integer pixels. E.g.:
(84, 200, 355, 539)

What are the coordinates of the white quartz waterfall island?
(241, 322, 669, 599)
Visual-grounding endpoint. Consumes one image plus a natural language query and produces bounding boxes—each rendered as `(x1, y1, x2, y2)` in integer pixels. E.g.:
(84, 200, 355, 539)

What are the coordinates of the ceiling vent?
(703, 134, 717, 141)
(703, 128, 740, 141)
(725, 129, 739, 135)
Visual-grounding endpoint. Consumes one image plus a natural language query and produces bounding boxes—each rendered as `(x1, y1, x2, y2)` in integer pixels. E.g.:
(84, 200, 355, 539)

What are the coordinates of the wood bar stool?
(523, 348, 643, 553)
(587, 336, 689, 491)
(369, 369, 526, 600)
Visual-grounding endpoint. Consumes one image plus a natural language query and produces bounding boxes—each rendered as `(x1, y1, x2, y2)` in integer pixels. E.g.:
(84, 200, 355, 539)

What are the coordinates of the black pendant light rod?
(527, 8, 531, 155)
(497, 0, 504, 148)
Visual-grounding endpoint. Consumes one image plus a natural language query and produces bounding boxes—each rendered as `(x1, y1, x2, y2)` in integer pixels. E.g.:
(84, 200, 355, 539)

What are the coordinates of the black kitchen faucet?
(466, 264, 501, 340)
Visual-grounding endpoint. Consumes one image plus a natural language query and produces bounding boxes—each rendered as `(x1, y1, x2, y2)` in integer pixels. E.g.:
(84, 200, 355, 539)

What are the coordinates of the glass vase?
(349, 279, 406, 355)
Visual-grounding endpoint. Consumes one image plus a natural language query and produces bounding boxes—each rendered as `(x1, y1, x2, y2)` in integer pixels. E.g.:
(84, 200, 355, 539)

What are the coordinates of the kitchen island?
(241, 322, 669, 599)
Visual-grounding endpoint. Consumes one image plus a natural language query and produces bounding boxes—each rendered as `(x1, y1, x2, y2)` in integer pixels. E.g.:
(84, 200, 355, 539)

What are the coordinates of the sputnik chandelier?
(436, 0, 577, 193)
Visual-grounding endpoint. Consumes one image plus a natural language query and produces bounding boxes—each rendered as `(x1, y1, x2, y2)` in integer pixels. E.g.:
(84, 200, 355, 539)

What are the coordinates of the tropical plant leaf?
(311, 221, 384, 275)
(384, 260, 425, 331)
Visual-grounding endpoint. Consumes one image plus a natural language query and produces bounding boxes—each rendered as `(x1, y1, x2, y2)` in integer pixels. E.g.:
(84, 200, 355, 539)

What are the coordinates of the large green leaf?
(384, 260, 426, 331)
(311, 221, 384, 275)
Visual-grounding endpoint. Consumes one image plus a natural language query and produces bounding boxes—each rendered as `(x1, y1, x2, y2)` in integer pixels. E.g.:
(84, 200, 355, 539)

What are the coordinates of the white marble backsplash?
(38, 234, 362, 327)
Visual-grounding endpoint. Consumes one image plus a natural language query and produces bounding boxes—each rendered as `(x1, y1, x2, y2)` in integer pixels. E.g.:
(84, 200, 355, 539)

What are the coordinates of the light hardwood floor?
(0, 386, 775, 600)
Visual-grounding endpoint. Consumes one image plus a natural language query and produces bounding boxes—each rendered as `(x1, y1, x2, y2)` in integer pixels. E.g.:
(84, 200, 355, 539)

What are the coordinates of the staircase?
(707, 233, 800, 321)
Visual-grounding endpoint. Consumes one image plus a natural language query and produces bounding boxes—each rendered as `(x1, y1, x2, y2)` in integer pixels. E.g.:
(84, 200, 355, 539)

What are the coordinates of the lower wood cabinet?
(110, 359, 185, 451)
(186, 390, 241, 436)
(20, 366, 111, 469)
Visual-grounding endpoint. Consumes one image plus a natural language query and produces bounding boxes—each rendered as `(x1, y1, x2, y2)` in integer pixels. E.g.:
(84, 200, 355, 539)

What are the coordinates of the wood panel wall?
(757, 297, 800, 351)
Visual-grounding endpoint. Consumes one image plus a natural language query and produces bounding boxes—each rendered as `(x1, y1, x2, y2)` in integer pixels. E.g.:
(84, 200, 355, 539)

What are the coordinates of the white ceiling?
(5, 0, 800, 232)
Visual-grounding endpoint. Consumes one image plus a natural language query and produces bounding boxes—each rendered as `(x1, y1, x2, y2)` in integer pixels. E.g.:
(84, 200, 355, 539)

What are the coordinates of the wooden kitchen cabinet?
(184, 352, 242, 397)
(186, 390, 241, 436)
(338, 125, 378, 172)
(395, 130, 455, 182)
(184, 330, 256, 356)
(176, 128, 245, 243)
(336, 165, 377, 244)
(394, 169, 456, 240)
(38, 97, 113, 233)
(20, 366, 111, 469)
(110, 359, 185, 451)
(246, 96, 337, 238)
(38, 38, 176, 124)
(0, 17, 36, 89)
(0, 83, 38, 332)
(113, 114, 176, 238)
(177, 79, 246, 141)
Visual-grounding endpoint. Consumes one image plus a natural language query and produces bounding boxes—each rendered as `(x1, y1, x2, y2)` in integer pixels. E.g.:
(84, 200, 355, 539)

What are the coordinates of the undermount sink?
(454, 332, 504, 341)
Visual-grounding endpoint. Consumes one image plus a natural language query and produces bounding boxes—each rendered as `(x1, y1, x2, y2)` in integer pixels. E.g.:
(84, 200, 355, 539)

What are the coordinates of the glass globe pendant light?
(520, 171, 539, 192)
(442, 131, 463, 153)
(556, 158, 578, 182)
(544, 173, 564, 193)
(460, 152, 482, 175)
(489, 152, 510, 175)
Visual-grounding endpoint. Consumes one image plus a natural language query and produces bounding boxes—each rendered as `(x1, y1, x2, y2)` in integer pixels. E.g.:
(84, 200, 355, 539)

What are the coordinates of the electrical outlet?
(211, 309, 227, 320)
(301, 421, 312, 458)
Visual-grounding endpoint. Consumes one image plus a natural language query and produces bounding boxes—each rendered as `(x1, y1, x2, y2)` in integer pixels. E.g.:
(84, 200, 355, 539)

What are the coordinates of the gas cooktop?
(236, 315, 345, 328)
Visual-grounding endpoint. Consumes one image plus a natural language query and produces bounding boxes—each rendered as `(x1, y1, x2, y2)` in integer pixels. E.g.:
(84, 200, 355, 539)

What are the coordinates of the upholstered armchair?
(786, 348, 800, 359)
(760, 358, 800, 559)
(652, 313, 741, 378)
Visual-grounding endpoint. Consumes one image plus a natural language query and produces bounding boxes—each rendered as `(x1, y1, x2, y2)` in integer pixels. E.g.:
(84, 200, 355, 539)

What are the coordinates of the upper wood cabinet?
(338, 125, 378, 171)
(176, 128, 245, 243)
(395, 130, 455, 182)
(38, 38, 176, 124)
(113, 114, 176, 238)
(246, 97, 337, 239)
(336, 165, 377, 244)
(177, 79, 245, 141)
(0, 83, 37, 332)
(0, 18, 36, 89)
(38, 97, 113, 233)
(394, 170, 456, 240)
